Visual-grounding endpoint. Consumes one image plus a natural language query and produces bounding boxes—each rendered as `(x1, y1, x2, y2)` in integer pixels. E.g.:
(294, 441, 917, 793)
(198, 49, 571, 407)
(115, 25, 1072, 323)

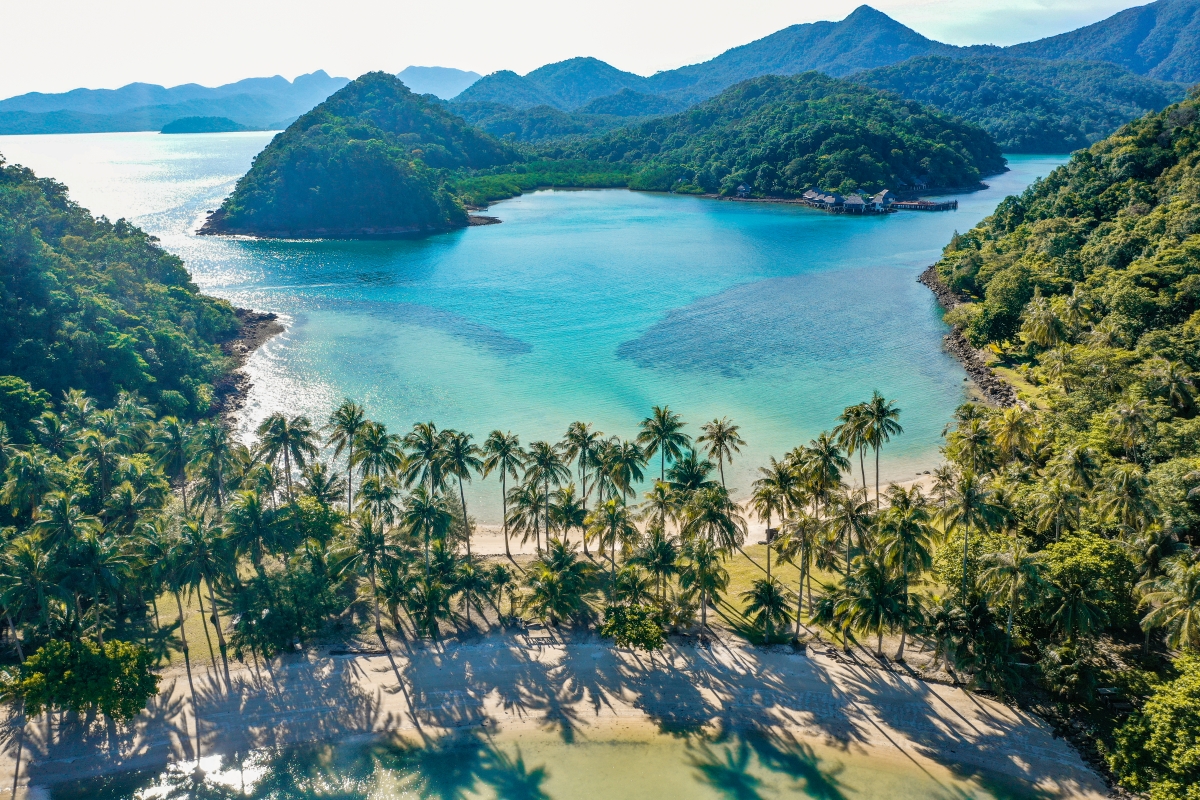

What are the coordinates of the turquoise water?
(49, 729, 1043, 800)
(0, 133, 1067, 520)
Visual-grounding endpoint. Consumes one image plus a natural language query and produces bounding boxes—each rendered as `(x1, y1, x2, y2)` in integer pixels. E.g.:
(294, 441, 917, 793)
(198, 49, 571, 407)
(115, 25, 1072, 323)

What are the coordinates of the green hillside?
(856, 56, 1185, 153)
(204, 73, 515, 237)
(451, 102, 627, 142)
(0, 155, 238, 431)
(554, 73, 1005, 196)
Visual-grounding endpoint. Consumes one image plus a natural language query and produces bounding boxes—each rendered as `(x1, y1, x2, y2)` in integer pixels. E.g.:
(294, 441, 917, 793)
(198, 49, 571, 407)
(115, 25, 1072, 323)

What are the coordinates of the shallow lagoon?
(0, 133, 1067, 519)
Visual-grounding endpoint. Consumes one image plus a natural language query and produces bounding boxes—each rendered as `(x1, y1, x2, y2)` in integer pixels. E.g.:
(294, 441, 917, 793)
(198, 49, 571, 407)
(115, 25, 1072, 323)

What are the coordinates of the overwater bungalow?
(843, 194, 867, 213)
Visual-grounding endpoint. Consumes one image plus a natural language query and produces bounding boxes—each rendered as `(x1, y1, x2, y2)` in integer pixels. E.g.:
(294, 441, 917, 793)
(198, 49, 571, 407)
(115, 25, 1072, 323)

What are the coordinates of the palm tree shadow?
(479, 743, 551, 800)
(747, 729, 849, 800)
(688, 738, 767, 800)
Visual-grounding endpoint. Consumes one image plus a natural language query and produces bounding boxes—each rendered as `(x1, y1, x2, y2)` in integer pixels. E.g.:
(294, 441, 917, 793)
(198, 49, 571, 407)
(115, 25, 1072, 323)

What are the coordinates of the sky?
(1, 0, 1152, 99)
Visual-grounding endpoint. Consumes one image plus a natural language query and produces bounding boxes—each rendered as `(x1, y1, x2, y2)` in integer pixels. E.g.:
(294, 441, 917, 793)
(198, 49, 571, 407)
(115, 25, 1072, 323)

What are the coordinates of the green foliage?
(1108, 656, 1200, 800)
(211, 72, 516, 236)
(2, 639, 159, 721)
(600, 602, 665, 651)
(450, 102, 629, 143)
(450, 160, 629, 207)
(1041, 533, 1138, 630)
(0, 376, 49, 444)
(855, 56, 1184, 153)
(0, 158, 238, 414)
(552, 73, 1006, 197)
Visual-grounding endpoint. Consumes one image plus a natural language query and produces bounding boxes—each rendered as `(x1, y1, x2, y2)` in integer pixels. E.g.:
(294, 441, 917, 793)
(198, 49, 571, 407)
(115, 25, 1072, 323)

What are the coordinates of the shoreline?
(209, 308, 285, 419)
(918, 265, 1017, 407)
(4, 631, 1106, 798)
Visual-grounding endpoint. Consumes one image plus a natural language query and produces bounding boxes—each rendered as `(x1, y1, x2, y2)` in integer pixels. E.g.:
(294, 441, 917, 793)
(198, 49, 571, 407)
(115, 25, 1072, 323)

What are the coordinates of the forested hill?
(203, 73, 516, 237)
(0, 155, 238, 436)
(854, 56, 1186, 153)
(550, 73, 1005, 197)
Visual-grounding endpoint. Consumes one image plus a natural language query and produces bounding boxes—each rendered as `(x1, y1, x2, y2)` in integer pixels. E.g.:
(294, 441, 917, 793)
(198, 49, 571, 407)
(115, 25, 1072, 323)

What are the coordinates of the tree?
(226, 490, 276, 580)
(803, 432, 849, 516)
(697, 417, 745, 489)
(1030, 477, 1078, 541)
(834, 403, 869, 491)
(826, 487, 872, 578)
(255, 413, 319, 498)
(442, 430, 482, 556)
(980, 538, 1046, 649)
(586, 498, 638, 597)
(482, 431, 525, 564)
(990, 406, 1032, 464)
(774, 511, 821, 637)
(640, 480, 678, 531)
(351, 420, 404, 484)
(561, 422, 602, 554)
(324, 400, 367, 513)
(525, 441, 571, 552)
(862, 392, 902, 509)
(1140, 557, 1200, 651)
(548, 484, 587, 548)
(839, 552, 907, 657)
(524, 538, 595, 626)
(403, 421, 447, 495)
(751, 470, 787, 580)
(637, 405, 690, 482)
(667, 449, 719, 496)
(741, 579, 794, 644)
(938, 472, 1004, 598)
(600, 603, 665, 652)
(1100, 462, 1155, 532)
(191, 422, 246, 511)
(679, 537, 729, 634)
(878, 484, 934, 661)
(175, 517, 232, 686)
(152, 417, 193, 510)
(1, 639, 159, 722)
(403, 486, 453, 577)
(632, 523, 680, 607)
(682, 485, 747, 553)
(344, 512, 399, 639)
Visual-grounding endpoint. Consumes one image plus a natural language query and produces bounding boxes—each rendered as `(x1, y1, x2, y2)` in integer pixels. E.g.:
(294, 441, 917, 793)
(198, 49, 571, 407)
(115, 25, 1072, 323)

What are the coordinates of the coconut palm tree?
(586, 497, 639, 596)
(442, 430, 483, 555)
(938, 472, 1004, 598)
(607, 439, 646, 506)
(741, 579, 794, 644)
(191, 422, 247, 512)
(637, 405, 690, 482)
(548, 484, 587, 547)
(1030, 477, 1078, 541)
(300, 461, 345, 507)
(640, 480, 678, 531)
(834, 403, 869, 491)
(632, 523, 680, 607)
(678, 536, 729, 635)
(72, 528, 131, 645)
(839, 552, 906, 658)
(774, 511, 821, 636)
(526, 440, 571, 549)
(152, 416, 193, 510)
(0, 536, 57, 638)
(682, 485, 746, 553)
(255, 413, 319, 498)
(482, 431, 525, 563)
(2, 448, 58, 520)
(524, 538, 596, 626)
(324, 400, 367, 513)
(825, 487, 872, 578)
(507, 480, 543, 556)
(561, 421, 602, 522)
(1139, 557, 1200, 651)
(667, 449, 719, 496)
(803, 432, 849, 517)
(862, 392, 902, 509)
(945, 417, 994, 476)
(1046, 576, 1108, 644)
(1020, 291, 1065, 349)
(403, 486, 454, 576)
(751, 461, 793, 580)
(1099, 462, 1155, 532)
(878, 485, 934, 661)
(351, 420, 405, 484)
(176, 516, 232, 686)
(358, 475, 401, 527)
(697, 417, 745, 489)
(1144, 357, 1195, 413)
(990, 407, 1032, 464)
(344, 512, 400, 640)
(32, 491, 100, 554)
(403, 422, 448, 495)
(80, 430, 123, 501)
(980, 538, 1046, 649)
(226, 489, 276, 580)
(1108, 398, 1152, 463)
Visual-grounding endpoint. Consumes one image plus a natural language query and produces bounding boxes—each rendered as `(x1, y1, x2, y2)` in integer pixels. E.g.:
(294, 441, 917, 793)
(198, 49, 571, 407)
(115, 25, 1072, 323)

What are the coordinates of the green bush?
(2, 639, 159, 722)
(1108, 656, 1200, 800)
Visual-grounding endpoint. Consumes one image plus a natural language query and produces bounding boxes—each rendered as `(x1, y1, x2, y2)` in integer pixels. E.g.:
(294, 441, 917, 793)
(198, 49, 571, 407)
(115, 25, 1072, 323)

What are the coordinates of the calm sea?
(0, 132, 1066, 520)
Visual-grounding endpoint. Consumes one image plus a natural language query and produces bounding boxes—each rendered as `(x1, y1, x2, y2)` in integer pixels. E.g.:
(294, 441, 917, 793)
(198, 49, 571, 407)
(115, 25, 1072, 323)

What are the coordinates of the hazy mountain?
(397, 66, 481, 99)
(1005, 0, 1200, 83)
(0, 71, 348, 135)
(454, 58, 651, 110)
(578, 89, 687, 117)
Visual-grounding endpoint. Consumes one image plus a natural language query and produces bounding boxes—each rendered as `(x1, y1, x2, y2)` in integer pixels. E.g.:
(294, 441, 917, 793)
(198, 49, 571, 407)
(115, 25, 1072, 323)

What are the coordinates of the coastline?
(210, 308, 285, 419)
(918, 265, 1017, 407)
(4, 631, 1106, 798)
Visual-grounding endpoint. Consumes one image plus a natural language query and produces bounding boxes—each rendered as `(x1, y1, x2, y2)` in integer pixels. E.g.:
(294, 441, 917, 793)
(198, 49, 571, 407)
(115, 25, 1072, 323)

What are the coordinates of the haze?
(2, 0, 1151, 99)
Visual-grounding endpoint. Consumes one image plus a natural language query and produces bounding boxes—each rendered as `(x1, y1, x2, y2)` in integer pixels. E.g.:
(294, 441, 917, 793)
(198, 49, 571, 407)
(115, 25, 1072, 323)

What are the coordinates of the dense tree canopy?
(550, 73, 1006, 196)
(0, 157, 238, 419)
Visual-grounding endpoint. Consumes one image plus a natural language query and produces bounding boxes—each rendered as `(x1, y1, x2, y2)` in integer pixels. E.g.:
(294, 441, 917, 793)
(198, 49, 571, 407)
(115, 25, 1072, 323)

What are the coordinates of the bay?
(0, 132, 1067, 521)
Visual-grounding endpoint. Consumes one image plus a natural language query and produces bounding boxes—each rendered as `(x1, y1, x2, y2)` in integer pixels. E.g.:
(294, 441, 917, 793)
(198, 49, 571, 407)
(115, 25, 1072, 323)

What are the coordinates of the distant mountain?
(161, 116, 248, 134)
(854, 55, 1185, 152)
(203, 72, 514, 237)
(454, 58, 651, 110)
(553, 72, 1006, 196)
(397, 66, 481, 99)
(0, 71, 348, 135)
(1006, 0, 1200, 83)
(578, 89, 686, 117)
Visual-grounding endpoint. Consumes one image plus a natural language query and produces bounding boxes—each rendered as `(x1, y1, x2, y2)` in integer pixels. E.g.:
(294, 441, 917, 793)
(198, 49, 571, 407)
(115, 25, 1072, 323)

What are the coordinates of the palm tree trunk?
(195, 584, 218, 667)
(459, 476, 471, 557)
(501, 474, 514, 565)
(877, 630, 884, 658)
(283, 450, 292, 498)
(875, 447, 881, 510)
(580, 464, 590, 557)
(346, 444, 354, 514)
(5, 610, 23, 661)
(896, 555, 909, 662)
(765, 511, 772, 582)
(205, 574, 232, 689)
(960, 511, 971, 598)
(859, 450, 867, 492)
(369, 567, 383, 638)
(718, 459, 726, 489)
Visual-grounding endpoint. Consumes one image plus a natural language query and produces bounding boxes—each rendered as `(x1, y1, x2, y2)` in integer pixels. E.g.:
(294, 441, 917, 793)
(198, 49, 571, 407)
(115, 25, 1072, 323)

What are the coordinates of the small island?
(161, 116, 249, 134)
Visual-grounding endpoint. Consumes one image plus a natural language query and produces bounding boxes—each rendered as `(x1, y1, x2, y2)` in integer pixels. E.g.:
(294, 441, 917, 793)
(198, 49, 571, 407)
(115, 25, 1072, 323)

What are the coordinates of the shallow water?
(49, 727, 1043, 800)
(0, 133, 1067, 520)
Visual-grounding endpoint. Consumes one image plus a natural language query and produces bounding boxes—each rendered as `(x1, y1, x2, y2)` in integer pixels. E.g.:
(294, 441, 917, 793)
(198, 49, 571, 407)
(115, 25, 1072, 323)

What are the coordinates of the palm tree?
(678, 536, 729, 635)
(152, 416, 193, 509)
(750, 481, 784, 580)
(324, 400, 367, 513)
(561, 422, 602, 532)
(0, 536, 56, 638)
(2, 448, 57, 520)
(32, 491, 100, 554)
(878, 485, 934, 661)
(803, 432, 849, 517)
(862, 392, 902, 509)
(1099, 462, 1155, 532)
(834, 403, 869, 491)
(632, 524, 680, 607)
(358, 475, 401, 527)
(176, 516, 232, 686)
(839, 552, 906, 657)
(301, 461, 346, 507)
(825, 487, 872, 578)
(1030, 477, 1078, 540)
(344, 512, 399, 640)
(697, 417, 745, 489)
(586, 497, 638, 596)
(1108, 398, 1152, 463)
(682, 485, 747, 553)
(774, 511, 821, 637)
(640, 480, 678, 531)
(442, 430, 483, 555)
(72, 529, 131, 645)
(938, 472, 1004, 598)
(403, 486, 453, 576)
(1046, 577, 1108, 643)
(482, 431, 525, 563)
(524, 538, 596, 626)
(741, 579, 793, 644)
(945, 417, 994, 476)
(507, 480, 543, 556)
(990, 406, 1032, 464)
(191, 422, 246, 511)
(80, 430, 123, 500)
(226, 489, 275, 580)
(637, 405, 690, 482)
(255, 413, 319, 498)
(1139, 557, 1200, 651)
(525, 440, 571, 552)
(403, 421, 447, 495)
(351, 420, 405, 484)
(1144, 357, 1195, 413)
(667, 449, 719, 496)
(607, 439, 646, 505)
(980, 538, 1046, 649)
(548, 484, 587, 547)
(1020, 291, 1065, 349)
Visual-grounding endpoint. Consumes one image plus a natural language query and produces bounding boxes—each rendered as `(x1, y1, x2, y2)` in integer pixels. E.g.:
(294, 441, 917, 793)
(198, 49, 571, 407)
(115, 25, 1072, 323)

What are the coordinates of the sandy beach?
(3, 626, 1105, 798)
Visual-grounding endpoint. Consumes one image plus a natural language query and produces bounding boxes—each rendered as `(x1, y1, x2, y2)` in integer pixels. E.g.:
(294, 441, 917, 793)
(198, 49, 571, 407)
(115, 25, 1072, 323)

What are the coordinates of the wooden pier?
(892, 199, 958, 211)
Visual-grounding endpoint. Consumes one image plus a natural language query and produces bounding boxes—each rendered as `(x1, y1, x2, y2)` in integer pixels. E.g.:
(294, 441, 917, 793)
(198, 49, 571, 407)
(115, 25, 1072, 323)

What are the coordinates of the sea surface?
(0, 132, 1067, 520)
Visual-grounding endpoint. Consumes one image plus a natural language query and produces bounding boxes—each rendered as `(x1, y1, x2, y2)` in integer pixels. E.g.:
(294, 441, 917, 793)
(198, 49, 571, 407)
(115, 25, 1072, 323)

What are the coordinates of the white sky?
(2, 0, 1149, 99)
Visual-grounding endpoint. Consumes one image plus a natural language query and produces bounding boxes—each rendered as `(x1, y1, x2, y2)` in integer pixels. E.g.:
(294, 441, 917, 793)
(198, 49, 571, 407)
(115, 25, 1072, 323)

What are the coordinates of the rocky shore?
(210, 308, 285, 418)
(918, 265, 1017, 407)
